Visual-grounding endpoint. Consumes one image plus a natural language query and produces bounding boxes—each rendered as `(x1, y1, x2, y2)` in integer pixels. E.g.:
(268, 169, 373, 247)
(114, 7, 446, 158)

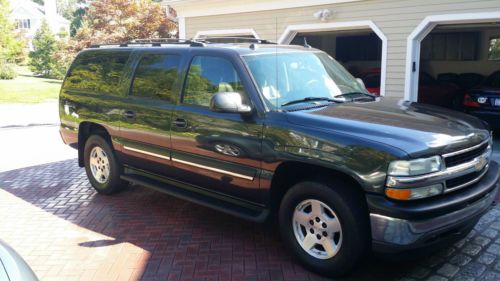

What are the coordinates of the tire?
(84, 134, 125, 194)
(279, 180, 369, 277)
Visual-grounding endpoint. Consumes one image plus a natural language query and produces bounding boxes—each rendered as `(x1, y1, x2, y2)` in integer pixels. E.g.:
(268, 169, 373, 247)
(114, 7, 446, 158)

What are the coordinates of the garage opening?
(417, 22, 500, 109)
(290, 29, 383, 96)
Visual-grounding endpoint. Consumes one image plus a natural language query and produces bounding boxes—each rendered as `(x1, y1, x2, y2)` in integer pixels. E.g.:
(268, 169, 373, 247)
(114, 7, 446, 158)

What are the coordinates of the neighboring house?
(163, 0, 500, 103)
(9, 0, 70, 49)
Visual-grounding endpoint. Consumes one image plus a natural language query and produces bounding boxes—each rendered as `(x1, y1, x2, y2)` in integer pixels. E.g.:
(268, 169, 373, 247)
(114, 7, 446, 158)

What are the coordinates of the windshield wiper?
(334, 92, 376, 101)
(281, 97, 343, 107)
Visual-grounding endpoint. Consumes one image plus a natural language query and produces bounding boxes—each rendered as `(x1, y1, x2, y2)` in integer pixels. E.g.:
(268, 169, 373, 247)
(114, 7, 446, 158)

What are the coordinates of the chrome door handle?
(123, 110, 136, 119)
(172, 118, 188, 128)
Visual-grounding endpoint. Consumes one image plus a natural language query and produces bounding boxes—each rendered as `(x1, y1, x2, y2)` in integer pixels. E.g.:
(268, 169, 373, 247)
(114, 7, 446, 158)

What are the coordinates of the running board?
(120, 170, 269, 222)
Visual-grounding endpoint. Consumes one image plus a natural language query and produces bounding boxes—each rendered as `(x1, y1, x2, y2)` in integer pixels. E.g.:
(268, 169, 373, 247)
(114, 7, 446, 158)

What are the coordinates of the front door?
(170, 55, 263, 203)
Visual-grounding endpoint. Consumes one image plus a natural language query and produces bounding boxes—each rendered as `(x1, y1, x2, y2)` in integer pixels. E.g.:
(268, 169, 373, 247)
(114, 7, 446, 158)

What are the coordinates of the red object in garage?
(358, 69, 459, 108)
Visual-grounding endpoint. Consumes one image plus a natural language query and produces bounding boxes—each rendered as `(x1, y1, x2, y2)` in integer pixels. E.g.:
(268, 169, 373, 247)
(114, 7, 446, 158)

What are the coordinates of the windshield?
(243, 51, 368, 109)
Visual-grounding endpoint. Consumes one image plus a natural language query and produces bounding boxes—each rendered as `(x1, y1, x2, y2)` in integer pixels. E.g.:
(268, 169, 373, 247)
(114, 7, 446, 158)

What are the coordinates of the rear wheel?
(84, 134, 125, 194)
(279, 180, 369, 277)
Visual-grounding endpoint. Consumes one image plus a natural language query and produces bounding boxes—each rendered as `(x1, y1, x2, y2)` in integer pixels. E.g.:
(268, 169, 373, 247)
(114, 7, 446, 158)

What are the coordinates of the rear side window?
(183, 56, 246, 107)
(131, 54, 180, 102)
(64, 51, 131, 95)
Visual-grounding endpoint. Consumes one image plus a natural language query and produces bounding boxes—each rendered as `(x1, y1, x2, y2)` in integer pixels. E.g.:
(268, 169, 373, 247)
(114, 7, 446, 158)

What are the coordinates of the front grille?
(445, 168, 486, 190)
(444, 142, 489, 167)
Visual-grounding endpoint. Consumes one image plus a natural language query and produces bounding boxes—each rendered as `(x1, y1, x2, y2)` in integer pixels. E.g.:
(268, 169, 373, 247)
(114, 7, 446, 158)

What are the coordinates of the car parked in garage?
(463, 70, 500, 129)
(60, 39, 499, 277)
(358, 70, 460, 108)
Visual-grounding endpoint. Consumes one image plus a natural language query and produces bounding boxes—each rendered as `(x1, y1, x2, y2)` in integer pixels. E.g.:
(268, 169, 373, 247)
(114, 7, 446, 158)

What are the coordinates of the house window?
(488, 37, 500, 60)
(16, 19, 31, 29)
(421, 32, 479, 61)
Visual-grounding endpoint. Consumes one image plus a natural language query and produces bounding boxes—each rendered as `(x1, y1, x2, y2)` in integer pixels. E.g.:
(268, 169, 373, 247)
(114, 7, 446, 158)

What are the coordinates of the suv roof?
(87, 37, 318, 56)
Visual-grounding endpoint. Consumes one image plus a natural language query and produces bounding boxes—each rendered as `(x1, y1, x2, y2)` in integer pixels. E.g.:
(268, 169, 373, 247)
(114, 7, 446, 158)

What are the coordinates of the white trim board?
(279, 21, 388, 97)
(165, 0, 361, 18)
(405, 12, 500, 101)
(194, 29, 260, 39)
(178, 16, 186, 39)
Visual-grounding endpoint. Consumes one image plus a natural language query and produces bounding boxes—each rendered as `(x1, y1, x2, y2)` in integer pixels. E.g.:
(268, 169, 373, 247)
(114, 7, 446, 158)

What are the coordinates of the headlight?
(388, 156, 443, 176)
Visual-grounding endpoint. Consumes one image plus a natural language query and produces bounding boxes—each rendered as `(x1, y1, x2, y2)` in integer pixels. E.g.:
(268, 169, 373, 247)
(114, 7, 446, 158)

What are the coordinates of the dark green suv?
(59, 38, 499, 277)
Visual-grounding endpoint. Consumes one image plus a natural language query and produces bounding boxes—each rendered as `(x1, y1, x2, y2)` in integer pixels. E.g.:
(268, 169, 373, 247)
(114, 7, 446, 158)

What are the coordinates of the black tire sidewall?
(83, 135, 122, 194)
(279, 181, 369, 277)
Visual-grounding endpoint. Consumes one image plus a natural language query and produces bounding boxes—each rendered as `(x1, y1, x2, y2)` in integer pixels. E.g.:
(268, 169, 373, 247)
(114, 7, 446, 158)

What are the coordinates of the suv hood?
(286, 98, 490, 157)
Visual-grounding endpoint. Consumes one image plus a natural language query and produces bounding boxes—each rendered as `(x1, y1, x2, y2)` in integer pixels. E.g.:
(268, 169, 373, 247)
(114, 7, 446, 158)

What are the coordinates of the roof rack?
(88, 37, 274, 48)
(196, 37, 275, 44)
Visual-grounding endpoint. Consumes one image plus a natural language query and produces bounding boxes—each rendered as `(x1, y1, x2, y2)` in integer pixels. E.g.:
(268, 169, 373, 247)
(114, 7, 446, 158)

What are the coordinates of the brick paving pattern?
(0, 158, 499, 281)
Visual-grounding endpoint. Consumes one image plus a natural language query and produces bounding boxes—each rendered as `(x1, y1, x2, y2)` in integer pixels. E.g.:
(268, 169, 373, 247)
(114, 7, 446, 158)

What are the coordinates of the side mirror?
(209, 92, 252, 114)
(356, 78, 366, 88)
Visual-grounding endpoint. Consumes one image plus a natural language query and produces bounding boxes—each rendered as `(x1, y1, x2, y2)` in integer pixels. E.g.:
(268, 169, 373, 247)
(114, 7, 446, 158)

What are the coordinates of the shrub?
(0, 63, 17, 79)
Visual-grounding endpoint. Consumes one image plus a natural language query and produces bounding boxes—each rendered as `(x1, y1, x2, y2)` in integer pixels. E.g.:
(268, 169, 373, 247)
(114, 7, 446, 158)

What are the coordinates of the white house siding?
(180, 0, 500, 98)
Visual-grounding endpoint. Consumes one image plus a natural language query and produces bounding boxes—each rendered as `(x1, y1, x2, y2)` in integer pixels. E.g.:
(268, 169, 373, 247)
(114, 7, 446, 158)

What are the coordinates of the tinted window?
(64, 51, 130, 95)
(131, 54, 180, 102)
(183, 56, 246, 107)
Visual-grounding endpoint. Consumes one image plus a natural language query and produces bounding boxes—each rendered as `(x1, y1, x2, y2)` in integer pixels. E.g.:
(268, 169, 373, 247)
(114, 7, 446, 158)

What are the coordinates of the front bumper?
(369, 161, 499, 253)
(59, 125, 78, 148)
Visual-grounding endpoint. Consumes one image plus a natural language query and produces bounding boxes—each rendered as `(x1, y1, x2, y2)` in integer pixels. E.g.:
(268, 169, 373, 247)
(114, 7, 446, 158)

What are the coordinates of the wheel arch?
(269, 161, 366, 212)
(78, 122, 112, 167)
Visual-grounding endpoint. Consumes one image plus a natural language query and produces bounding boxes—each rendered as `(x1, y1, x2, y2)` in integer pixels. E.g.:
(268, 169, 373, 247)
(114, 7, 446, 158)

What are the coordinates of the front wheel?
(279, 180, 369, 277)
(84, 134, 125, 194)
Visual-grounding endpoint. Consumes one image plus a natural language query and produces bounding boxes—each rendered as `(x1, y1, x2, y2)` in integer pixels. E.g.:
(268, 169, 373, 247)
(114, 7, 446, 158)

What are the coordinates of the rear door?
(170, 53, 264, 203)
(117, 50, 182, 176)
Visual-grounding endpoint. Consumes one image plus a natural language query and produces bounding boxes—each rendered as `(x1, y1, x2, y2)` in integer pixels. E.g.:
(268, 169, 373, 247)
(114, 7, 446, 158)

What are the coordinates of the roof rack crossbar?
(130, 38, 191, 44)
(196, 37, 275, 44)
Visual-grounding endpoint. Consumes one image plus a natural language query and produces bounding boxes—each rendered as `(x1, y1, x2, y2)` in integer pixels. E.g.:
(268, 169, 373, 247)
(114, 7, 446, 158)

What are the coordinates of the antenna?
(303, 37, 311, 48)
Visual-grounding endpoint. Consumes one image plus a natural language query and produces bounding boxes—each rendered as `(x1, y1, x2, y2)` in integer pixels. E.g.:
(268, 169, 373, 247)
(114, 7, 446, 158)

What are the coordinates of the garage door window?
(488, 37, 500, 60)
(421, 32, 479, 61)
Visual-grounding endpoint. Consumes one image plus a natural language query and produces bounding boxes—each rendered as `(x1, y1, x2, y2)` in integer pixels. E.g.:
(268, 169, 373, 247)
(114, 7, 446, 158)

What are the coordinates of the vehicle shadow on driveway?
(0, 159, 470, 281)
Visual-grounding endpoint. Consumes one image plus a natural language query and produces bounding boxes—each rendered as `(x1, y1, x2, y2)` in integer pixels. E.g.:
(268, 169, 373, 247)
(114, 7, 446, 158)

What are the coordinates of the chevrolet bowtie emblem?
(475, 155, 488, 171)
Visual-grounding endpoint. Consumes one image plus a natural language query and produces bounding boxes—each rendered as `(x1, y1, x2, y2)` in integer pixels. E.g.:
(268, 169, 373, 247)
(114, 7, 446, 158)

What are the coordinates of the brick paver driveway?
(0, 126, 500, 281)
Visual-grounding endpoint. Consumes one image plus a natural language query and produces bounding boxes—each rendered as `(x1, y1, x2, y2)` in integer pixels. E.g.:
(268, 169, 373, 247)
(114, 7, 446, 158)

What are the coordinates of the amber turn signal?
(385, 184, 444, 200)
(385, 188, 412, 200)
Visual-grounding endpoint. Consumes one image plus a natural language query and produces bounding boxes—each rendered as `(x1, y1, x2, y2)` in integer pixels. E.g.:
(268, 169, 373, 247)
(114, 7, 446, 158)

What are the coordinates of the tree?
(70, 2, 87, 36)
(0, 0, 22, 63)
(57, 0, 76, 19)
(29, 20, 57, 77)
(72, 0, 177, 51)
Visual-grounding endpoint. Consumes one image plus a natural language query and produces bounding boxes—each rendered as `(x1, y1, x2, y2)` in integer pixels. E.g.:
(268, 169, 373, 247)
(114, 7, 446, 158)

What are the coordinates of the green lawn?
(0, 70, 62, 103)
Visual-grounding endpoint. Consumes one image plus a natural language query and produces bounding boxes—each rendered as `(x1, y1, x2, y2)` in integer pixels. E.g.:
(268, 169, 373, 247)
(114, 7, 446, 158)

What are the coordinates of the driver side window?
(183, 56, 247, 107)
